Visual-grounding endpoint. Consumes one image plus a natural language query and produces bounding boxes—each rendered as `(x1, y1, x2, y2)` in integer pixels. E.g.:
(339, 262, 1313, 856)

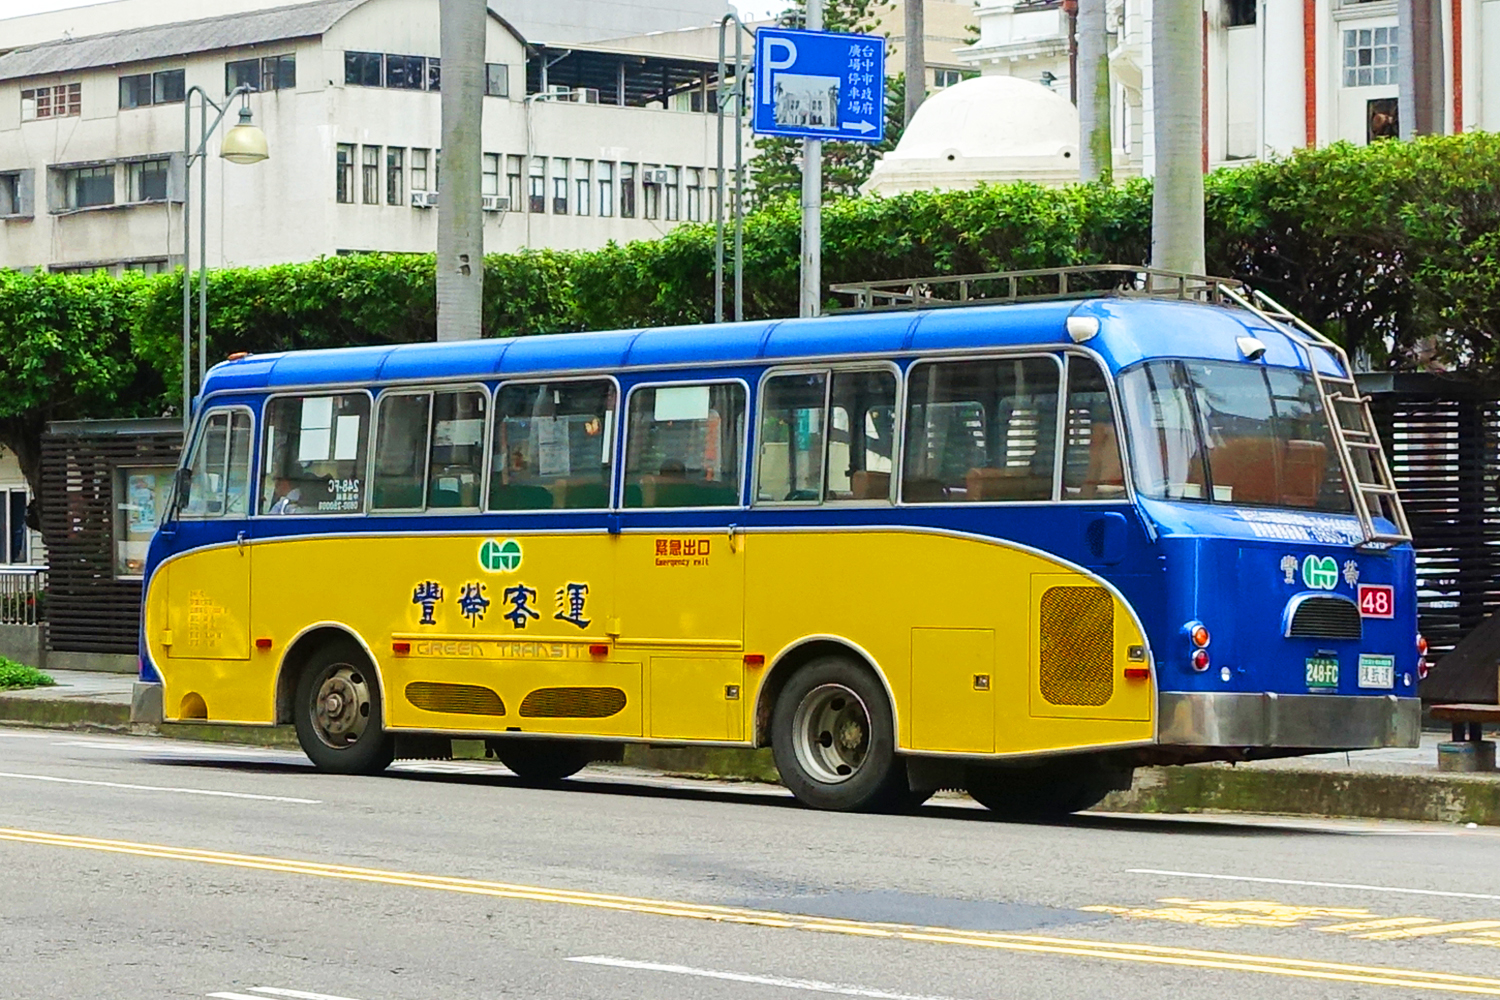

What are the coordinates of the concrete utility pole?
(800, 0, 823, 317)
(1076, 0, 1112, 183)
(436, 0, 486, 341)
(904, 0, 925, 127)
(1149, 0, 1204, 275)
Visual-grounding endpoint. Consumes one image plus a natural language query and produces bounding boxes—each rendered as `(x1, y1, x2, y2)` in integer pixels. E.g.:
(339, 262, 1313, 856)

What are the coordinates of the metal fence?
(0, 567, 47, 626)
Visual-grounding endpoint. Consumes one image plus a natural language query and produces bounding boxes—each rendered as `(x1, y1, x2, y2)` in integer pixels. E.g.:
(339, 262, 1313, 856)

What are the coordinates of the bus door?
(155, 407, 256, 718)
(614, 381, 748, 741)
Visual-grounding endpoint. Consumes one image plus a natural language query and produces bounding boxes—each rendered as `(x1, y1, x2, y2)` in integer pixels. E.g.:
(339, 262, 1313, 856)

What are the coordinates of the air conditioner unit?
(642, 168, 672, 186)
(548, 85, 573, 99)
(410, 191, 439, 208)
(573, 87, 600, 104)
(481, 195, 509, 212)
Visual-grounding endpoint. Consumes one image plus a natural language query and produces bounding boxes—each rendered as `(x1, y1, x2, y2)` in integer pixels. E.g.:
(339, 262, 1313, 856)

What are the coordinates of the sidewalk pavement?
(3, 671, 1497, 825)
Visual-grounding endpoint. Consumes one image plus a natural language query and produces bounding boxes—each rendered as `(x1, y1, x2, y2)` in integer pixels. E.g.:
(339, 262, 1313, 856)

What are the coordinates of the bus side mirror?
(173, 468, 193, 514)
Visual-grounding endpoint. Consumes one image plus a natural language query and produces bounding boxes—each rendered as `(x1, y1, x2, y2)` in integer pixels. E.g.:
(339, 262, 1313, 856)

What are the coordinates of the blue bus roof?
(201, 296, 1343, 396)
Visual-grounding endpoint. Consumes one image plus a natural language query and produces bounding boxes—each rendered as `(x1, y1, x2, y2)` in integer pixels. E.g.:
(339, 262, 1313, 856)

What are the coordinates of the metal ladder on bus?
(1217, 284, 1412, 547)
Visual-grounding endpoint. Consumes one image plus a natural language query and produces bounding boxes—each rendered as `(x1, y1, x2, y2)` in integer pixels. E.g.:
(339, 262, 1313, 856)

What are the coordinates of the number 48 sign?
(1358, 583, 1395, 619)
(752, 26, 887, 142)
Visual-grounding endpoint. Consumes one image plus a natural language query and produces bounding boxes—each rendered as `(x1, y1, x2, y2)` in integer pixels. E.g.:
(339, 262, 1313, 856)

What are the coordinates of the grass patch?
(0, 657, 54, 690)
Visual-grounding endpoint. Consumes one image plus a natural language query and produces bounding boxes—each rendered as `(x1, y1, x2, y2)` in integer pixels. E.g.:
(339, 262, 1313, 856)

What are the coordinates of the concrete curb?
(4, 696, 1496, 825)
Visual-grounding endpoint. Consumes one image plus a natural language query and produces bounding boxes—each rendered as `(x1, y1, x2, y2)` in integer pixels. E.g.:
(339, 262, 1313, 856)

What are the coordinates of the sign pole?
(800, 1, 822, 318)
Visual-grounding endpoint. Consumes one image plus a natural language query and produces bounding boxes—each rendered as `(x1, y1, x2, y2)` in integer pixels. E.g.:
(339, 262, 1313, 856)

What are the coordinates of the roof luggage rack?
(830, 264, 1412, 547)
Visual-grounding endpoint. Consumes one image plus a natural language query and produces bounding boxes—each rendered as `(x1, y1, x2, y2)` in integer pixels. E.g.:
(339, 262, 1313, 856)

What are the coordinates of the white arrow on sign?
(841, 120, 877, 134)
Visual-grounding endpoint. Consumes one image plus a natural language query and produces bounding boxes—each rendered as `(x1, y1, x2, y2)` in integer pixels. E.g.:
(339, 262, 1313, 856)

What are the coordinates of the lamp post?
(181, 83, 268, 433)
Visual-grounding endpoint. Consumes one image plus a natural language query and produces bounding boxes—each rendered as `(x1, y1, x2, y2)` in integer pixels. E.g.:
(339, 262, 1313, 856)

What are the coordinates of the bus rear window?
(1118, 360, 1350, 512)
(262, 394, 370, 514)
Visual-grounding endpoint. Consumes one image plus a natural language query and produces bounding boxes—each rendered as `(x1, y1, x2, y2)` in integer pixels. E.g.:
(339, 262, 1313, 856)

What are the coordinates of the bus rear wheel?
(771, 656, 908, 812)
(293, 640, 394, 776)
(964, 760, 1125, 820)
(487, 739, 592, 784)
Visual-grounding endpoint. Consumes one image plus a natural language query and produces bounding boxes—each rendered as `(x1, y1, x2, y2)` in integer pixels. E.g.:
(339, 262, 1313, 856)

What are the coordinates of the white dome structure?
(863, 76, 1080, 195)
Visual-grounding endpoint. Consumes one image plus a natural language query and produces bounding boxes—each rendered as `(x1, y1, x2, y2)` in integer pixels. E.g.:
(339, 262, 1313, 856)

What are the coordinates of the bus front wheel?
(293, 640, 395, 776)
(771, 656, 907, 812)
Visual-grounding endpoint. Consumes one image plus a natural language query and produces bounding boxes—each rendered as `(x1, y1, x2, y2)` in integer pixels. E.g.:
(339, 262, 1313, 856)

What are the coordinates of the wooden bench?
(1429, 703, 1500, 772)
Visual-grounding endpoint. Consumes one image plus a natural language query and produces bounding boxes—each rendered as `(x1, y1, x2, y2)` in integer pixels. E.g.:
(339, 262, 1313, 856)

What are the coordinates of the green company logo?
(479, 538, 522, 573)
(1301, 555, 1338, 590)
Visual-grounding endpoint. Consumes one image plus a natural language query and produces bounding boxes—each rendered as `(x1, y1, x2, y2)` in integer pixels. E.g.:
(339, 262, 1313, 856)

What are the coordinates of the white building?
(0, 0, 742, 274)
(958, 0, 1497, 177)
(0, 446, 41, 569)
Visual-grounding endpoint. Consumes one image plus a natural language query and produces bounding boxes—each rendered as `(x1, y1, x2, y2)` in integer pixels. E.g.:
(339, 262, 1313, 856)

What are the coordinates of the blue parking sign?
(752, 26, 886, 143)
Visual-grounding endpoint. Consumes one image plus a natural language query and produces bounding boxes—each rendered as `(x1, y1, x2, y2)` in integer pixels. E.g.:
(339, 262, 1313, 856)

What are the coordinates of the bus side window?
(261, 394, 371, 515)
(1061, 357, 1126, 500)
(902, 357, 1059, 503)
(428, 389, 487, 510)
(182, 411, 230, 518)
(825, 369, 896, 502)
(624, 382, 746, 508)
(756, 372, 826, 503)
(490, 380, 616, 511)
(371, 393, 431, 510)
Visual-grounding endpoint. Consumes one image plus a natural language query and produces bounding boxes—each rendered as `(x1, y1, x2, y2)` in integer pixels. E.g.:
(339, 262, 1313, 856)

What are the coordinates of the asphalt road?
(2, 725, 1498, 1000)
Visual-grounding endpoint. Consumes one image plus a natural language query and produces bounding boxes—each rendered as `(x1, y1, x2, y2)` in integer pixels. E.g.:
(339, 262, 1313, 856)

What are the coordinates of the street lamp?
(182, 84, 268, 433)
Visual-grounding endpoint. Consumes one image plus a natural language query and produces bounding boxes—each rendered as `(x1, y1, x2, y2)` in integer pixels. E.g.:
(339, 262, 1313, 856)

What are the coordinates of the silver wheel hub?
(792, 683, 871, 784)
(312, 666, 371, 748)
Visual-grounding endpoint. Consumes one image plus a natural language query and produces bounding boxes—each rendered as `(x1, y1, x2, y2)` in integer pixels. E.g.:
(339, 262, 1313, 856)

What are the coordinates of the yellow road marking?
(1450, 936, 1500, 949)
(1360, 921, 1500, 941)
(1320, 918, 1443, 934)
(4, 826, 1500, 995)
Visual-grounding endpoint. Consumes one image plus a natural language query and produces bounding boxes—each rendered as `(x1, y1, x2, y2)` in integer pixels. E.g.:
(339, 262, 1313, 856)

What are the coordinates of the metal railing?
(829, 265, 1247, 312)
(0, 568, 47, 626)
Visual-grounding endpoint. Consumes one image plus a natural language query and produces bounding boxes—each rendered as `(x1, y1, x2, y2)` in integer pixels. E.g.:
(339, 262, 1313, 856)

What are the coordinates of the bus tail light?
(1190, 624, 1210, 648)
(1124, 666, 1150, 680)
(1184, 620, 1210, 671)
(1191, 649, 1210, 672)
(1416, 633, 1429, 680)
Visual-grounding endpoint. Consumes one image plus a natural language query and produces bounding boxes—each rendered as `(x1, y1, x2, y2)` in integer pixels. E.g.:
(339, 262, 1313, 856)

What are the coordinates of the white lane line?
(0, 771, 319, 804)
(53, 740, 294, 757)
(0, 732, 51, 739)
(568, 956, 969, 1000)
(1129, 869, 1500, 902)
(208, 993, 267, 1000)
(251, 987, 368, 1000)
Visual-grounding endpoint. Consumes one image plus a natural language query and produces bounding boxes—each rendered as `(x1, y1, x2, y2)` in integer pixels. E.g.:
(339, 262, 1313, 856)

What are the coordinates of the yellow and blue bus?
(137, 268, 1421, 815)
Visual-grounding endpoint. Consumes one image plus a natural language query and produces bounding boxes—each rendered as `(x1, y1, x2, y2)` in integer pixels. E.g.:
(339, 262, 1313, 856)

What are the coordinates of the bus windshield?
(1118, 359, 1351, 512)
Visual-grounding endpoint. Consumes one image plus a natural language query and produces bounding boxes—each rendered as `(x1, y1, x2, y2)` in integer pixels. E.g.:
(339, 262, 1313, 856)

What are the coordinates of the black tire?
(965, 760, 1124, 820)
(487, 739, 593, 785)
(293, 638, 395, 775)
(771, 655, 907, 812)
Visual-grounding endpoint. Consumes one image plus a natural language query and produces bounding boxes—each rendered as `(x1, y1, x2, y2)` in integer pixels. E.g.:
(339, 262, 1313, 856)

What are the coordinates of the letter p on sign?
(761, 36, 797, 103)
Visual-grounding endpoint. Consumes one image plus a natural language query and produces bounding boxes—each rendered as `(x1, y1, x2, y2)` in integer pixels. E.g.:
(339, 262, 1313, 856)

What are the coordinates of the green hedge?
(12, 131, 1500, 433)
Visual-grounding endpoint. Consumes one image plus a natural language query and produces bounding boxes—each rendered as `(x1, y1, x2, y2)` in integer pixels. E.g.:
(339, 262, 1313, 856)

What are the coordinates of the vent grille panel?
(1039, 586, 1115, 706)
(405, 681, 507, 716)
(519, 686, 628, 718)
(1288, 597, 1363, 639)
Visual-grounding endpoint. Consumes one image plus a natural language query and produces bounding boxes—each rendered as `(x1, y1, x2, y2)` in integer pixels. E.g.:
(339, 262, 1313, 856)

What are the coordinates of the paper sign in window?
(654, 385, 711, 422)
(334, 414, 362, 460)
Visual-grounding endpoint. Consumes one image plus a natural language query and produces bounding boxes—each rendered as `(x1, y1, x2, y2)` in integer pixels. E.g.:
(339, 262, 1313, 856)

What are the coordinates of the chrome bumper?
(1158, 691, 1420, 749)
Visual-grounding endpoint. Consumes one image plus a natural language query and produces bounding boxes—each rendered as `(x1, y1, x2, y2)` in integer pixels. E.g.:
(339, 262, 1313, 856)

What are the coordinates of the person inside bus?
(268, 477, 302, 514)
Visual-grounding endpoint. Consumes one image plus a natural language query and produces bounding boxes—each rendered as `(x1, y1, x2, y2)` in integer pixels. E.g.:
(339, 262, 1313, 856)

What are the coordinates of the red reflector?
(1123, 666, 1150, 680)
(589, 643, 609, 656)
(392, 641, 411, 655)
(743, 653, 766, 667)
(1191, 649, 1210, 671)
(1191, 625, 1210, 648)
(254, 638, 272, 650)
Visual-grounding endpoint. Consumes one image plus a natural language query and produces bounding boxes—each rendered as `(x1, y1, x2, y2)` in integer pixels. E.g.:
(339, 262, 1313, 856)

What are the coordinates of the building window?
(528, 157, 546, 213)
(5, 489, 30, 565)
(336, 143, 354, 203)
(642, 166, 660, 220)
(663, 166, 680, 221)
(119, 69, 184, 108)
(597, 161, 614, 217)
(485, 63, 509, 97)
(411, 148, 429, 191)
(1367, 98, 1399, 141)
(934, 68, 962, 88)
(66, 165, 114, 209)
(574, 160, 591, 216)
(0, 171, 33, 217)
(345, 50, 383, 86)
(119, 74, 152, 109)
(114, 466, 176, 577)
(619, 162, 636, 218)
(552, 158, 569, 215)
(127, 159, 169, 202)
(506, 155, 522, 210)
(685, 167, 702, 222)
(481, 153, 500, 197)
(386, 147, 404, 204)
(22, 83, 81, 120)
(227, 54, 295, 93)
(361, 145, 380, 204)
(123, 258, 169, 275)
(427, 58, 441, 91)
(386, 54, 426, 90)
(1225, 0, 1256, 26)
(154, 69, 185, 104)
(1344, 26, 1398, 87)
